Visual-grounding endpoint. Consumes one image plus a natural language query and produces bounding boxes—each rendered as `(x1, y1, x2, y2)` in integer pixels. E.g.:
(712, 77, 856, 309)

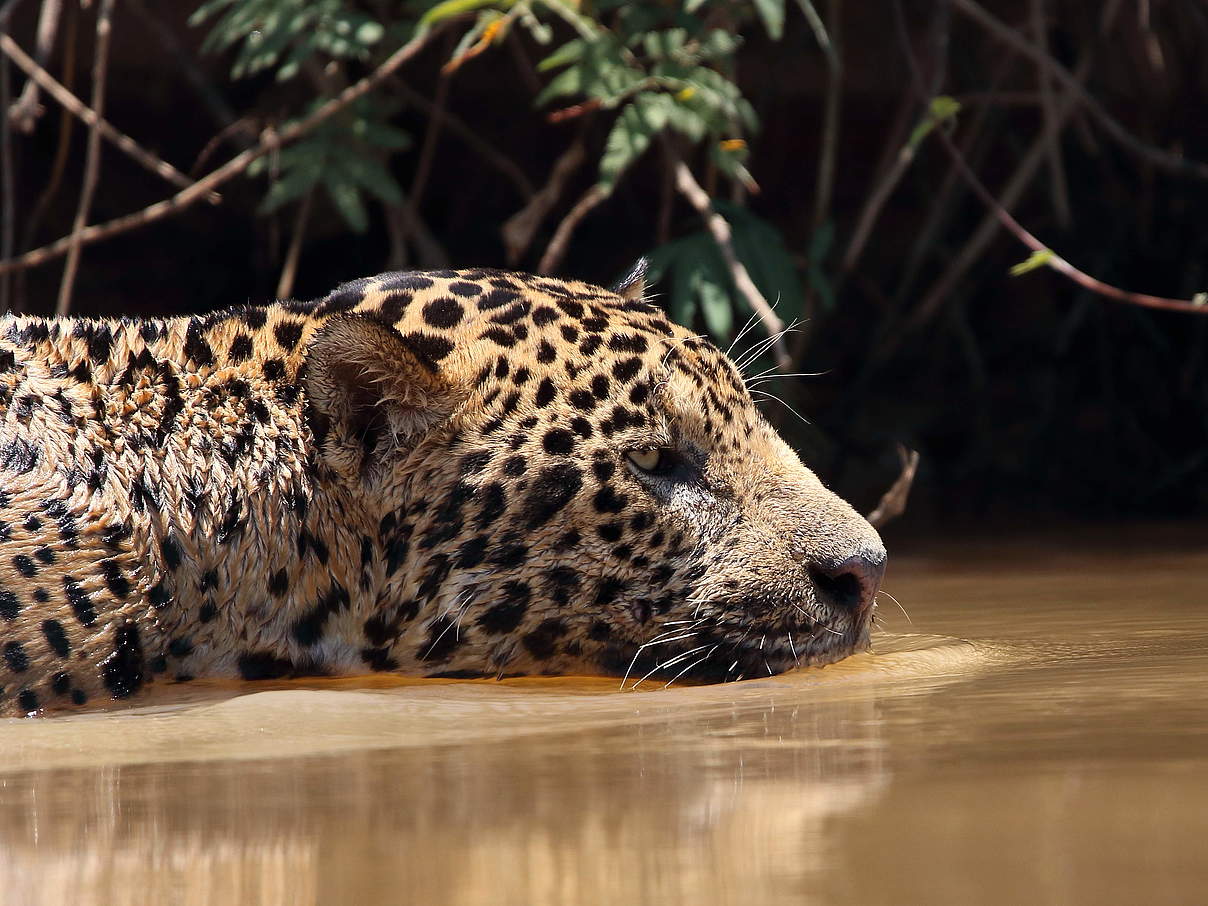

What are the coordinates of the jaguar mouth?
(601, 614, 870, 689)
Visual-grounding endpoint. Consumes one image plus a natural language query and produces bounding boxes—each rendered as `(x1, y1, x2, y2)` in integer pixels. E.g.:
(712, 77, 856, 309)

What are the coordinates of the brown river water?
(0, 524, 1205, 905)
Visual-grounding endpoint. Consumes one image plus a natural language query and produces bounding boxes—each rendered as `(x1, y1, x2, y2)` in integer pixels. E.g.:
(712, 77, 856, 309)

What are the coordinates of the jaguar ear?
(611, 257, 649, 302)
(303, 314, 464, 474)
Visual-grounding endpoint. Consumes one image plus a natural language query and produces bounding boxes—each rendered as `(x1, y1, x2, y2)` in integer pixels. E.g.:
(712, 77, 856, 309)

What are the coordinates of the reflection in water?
(2, 527, 1207, 906)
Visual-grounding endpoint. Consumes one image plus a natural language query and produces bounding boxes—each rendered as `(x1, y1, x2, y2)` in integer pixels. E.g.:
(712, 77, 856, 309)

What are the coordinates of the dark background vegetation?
(2, 0, 1207, 529)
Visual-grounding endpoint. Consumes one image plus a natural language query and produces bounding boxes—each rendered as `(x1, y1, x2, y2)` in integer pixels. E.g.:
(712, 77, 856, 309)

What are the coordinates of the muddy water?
(1, 526, 1207, 906)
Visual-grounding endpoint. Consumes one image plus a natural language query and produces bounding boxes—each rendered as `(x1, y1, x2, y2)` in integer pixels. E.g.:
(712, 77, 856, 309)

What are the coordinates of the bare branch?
(0, 16, 12, 312)
(56, 0, 113, 316)
(1029, 0, 1071, 228)
(0, 24, 444, 278)
(275, 189, 313, 301)
(672, 157, 791, 369)
(504, 137, 585, 264)
(950, 0, 1208, 182)
(899, 0, 1207, 317)
(6, 0, 59, 132)
(807, 0, 841, 232)
(0, 31, 215, 198)
(537, 182, 606, 276)
(867, 445, 920, 529)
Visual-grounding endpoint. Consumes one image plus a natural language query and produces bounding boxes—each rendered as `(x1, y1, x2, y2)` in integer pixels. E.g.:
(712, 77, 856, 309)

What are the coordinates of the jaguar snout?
(807, 546, 887, 617)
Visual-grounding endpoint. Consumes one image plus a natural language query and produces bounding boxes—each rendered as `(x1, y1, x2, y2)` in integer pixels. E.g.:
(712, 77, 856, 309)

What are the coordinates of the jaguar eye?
(626, 448, 674, 473)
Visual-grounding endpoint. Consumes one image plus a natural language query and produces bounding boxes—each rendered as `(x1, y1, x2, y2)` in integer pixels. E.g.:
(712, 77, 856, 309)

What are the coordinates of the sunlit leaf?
(751, 0, 786, 40)
(599, 93, 673, 189)
(1008, 248, 1055, 277)
(420, 0, 512, 27)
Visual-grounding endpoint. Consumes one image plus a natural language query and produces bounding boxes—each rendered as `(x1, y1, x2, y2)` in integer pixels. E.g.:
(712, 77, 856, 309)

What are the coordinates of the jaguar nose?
(808, 550, 887, 615)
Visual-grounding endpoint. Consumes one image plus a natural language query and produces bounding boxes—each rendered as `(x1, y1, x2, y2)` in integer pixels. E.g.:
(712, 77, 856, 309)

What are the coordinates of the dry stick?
(13, 0, 74, 313)
(896, 0, 1107, 333)
(275, 189, 313, 300)
(536, 183, 606, 275)
(403, 70, 449, 239)
(55, 0, 113, 317)
(0, 25, 443, 279)
(894, 43, 1016, 305)
(1029, 0, 1070, 228)
(672, 158, 791, 370)
(807, 0, 841, 232)
(7, 0, 59, 132)
(903, 4, 1205, 317)
(935, 126, 1208, 315)
(841, 8, 952, 277)
(908, 64, 1088, 330)
(1, 22, 13, 312)
(950, 0, 1208, 181)
(0, 33, 215, 198)
(504, 136, 585, 264)
(866, 445, 920, 529)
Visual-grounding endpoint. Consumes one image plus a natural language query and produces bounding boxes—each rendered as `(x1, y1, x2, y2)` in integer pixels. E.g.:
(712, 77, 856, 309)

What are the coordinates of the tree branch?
(0, 30, 214, 198)
(0, 23, 444, 278)
(56, 0, 113, 316)
(6, 0, 59, 132)
(866, 445, 920, 529)
(537, 182, 605, 275)
(672, 157, 791, 369)
(899, 0, 1207, 317)
(950, 0, 1208, 182)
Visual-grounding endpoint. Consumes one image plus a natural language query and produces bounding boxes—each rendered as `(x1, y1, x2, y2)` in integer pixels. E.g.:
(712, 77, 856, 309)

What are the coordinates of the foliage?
(645, 202, 804, 340)
(189, 0, 820, 337)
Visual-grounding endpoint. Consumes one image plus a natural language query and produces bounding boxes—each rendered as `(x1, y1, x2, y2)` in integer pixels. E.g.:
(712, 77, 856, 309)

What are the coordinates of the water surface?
(2, 525, 1205, 905)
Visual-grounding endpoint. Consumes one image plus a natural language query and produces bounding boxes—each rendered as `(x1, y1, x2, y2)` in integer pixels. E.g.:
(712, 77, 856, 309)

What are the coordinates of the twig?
(671, 156, 791, 369)
(0, 24, 444, 277)
(503, 136, 585, 264)
(390, 75, 533, 199)
(7, 0, 59, 132)
(950, 0, 1208, 182)
(894, 42, 1017, 307)
(900, 1, 1207, 317)
(804, 0, 841, 232)
(0, 31, 215, 199)
(13, 0, 75, 312)
(56, 0, 113, 316)
(1, 17, 12, 312)
(403, 70, 449, 239)
(840, 132, 918, 277)
(866, 445, 920, 529)
(189, 115, 258, 175)
(1030, 0, 1070, 228)
(275, 189, 312, 300)
(537, 182, 606, 275)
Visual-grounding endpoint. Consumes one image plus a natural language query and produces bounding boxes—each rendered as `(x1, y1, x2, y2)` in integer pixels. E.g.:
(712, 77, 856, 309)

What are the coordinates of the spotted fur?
(0, 266, 885, 715)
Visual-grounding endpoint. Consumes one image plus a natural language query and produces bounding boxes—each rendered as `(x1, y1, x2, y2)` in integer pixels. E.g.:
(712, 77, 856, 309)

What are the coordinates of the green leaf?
(334, 152, 404, 206)
(537, 38, 585, 72)
(535, 65, 584, 105)
(752, 0, 786, 40)
(598, 93, 672, 189)
(357, 120, 412, 151)
(420, 0, 511, 27)
(324, 173, 370, 233)
(258, 153, 324, 214)
(1008, 248, 1055, 277)
(907, 95, 962, 150)
(697, 269, 734, 338)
